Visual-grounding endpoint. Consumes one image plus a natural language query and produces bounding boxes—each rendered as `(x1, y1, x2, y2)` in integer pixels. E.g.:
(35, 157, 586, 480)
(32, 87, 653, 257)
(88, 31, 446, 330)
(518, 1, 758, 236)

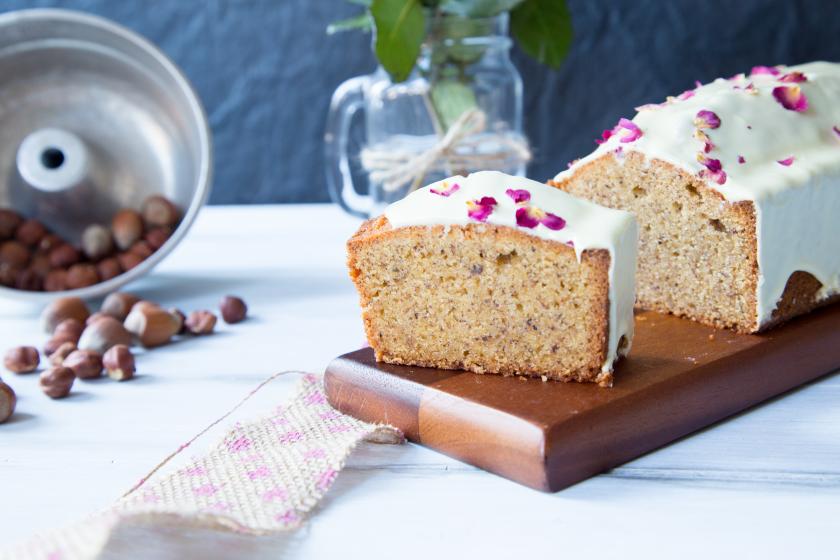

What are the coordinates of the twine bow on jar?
(360, 108, 532, 194)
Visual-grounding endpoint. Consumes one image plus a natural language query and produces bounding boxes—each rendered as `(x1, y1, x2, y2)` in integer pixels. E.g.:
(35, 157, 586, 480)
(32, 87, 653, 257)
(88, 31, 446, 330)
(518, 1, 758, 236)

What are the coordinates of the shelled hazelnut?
(185, 310, 216, 335)
(48, 244, 80, 269)
(117, 251, 143, 271)
(63, 349, 103, 379)
(53, 319, 84, 344)
(41, 297, 91, 333)
(44, 269, 68, 292)
(220, 296, 247, 324)
(4, 346, 40, 373)
(112, 209, 144, 251)
(48, 341, 77, 366)
(129, 240, 153, 259)
(65, 264, 100, 289)
(15, 219, 46, 246)
(0, 380, 15, 423)
(103, 345, 135, 381)
(96, 258, 122, 281)
(78, 316, 132, 354)
(39, 366, 75, 399)
(101, 292, 140, 321)
(81, 224, 114, 261)
(0, 209, 23, 239)
(29, 254, 51, 277)
(0, 240, 30, 267)
(144, 227, 171, 250)
(44, 337, 74, 357)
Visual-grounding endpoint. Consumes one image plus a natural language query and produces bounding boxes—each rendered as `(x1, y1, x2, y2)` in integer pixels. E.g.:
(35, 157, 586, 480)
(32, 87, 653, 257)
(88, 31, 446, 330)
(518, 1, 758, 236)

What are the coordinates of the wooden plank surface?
(326, 305, 840, 491)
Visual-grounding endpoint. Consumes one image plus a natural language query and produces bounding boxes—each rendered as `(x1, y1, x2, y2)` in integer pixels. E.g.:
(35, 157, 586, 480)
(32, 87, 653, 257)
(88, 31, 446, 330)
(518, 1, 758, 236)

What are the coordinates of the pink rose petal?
(699, 168, 727, 185)
(540, 212, 567, 231)
(617, 118, 643, 143)
(697, 153, 723, 172)
(515, 206, 541, 229)
(613, 146, 625, 159)
(738, 155, 746, 164)
(694, 110, 721, 129)
(694, 129, 714, 153)
(505, 188, 531, 204)
(779, 71, 807, 83)
(777, 156, 795, 166)
(566, 158, 579, 168)
(751, 65, 781, 76)
(772, 85, 808, 112)
(677, 89, 696, 101)
(595, 128, 615, 145)
(694, 80, 703, 88)
(466, 197, 497, 222)
(430, 181, 460, 197)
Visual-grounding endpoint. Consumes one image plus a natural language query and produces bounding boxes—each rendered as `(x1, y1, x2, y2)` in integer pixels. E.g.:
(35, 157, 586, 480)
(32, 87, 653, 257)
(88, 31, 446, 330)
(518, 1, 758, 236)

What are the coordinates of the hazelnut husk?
(65, 264, 100, 289)
(78, 316, 132, 354)
(39, 366, 75, 398)
(103, 344, 135, 381)
(43, 269, 68, 292)
(54, 318, 84, 344)
(0, 380, 16, 423)
(111, 209, 143, 251)
(63, 349, 103, 379)
(48, 244, 80, 269)
(0, 209, 23, 240)
(117, 251, 144, 271)
(41, 297, 91, 333)
(81, 224, 114, 260)
(96, 258, 123, 281)
(4, 346, 40, 373)
(220, 295, 247, 324)
(124, 306, 181, 348)
(0, 240, 30, 268)
(48, 341, 77, 366)
(101, 292, 141, 321)
(185, 310, 217, 335)
(142, 195, 180, 228)
(15, 218, 46, 246)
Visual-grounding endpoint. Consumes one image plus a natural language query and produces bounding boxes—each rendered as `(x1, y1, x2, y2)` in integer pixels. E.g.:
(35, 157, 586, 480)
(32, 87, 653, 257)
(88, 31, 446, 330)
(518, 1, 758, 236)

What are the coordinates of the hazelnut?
(85, 311, 110, 326)
(129, 240, 153, 259)
(101, 292, 140, 321)
(4, 346, 40, 373)
(78, 316, 132, 354)
(65, 264, 100, 289)
(15, 268, 43, 291)
(40, 296, 91, 333)
(169, 308, 186, 334)
(117, 251, 144, 271)
(48, 243, 80, 268)
(0, 209, 23, 239)
(81, 224, 114, 260)
(0, 240, 30, 267)
(43, 269, 68, 292)
(54, 318, 84, 343)
(15, 218, 47, 246)
(48, 341, 77, 366)
(111, 209, 143, 251)
(141, 195, 180, 228)
(103, 345, 135, 381)
(29, 254, 51, 277)
(131, 300, 161, 314)
(219, 295, 247, 324)
(0, 380, 16, 423)
(37, 233, 62, 254)
(63, 349, 103, 379)
(44, 337, 74, 357)
(0, 263, 19, 286)
(124, 306, 181, 348)
(96, 257, 123, 281)
(144, 227, 171, 250)
(39, 366, 75, 398)
(185, 310, 217, 335)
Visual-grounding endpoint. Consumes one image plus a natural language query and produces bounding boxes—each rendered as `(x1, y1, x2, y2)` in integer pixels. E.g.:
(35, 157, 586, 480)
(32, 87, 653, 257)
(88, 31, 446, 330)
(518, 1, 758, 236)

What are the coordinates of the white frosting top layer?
(555, 61, 840, 328)
(384, 170, 638, 373)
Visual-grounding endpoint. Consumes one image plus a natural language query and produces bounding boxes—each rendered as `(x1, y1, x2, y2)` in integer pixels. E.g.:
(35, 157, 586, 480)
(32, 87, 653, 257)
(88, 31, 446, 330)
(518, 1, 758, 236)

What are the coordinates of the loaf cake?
(347, 171, 638, 387)
(551, 61, 840, 333)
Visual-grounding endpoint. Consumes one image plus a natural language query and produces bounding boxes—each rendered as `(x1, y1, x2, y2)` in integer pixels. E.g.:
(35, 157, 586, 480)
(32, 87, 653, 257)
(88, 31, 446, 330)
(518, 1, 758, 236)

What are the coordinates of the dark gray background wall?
(2, 0, 838, 204)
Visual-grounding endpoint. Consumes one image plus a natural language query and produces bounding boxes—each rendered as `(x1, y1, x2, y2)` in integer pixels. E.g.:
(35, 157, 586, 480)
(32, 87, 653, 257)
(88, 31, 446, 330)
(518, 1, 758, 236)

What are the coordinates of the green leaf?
(347, 0, 373, 6)
(510, 0, 573, 69)
(440, 0, 524, 18)
(327, 13, 373, 34)
(371, 0, 426, 82)
(430, 80, 478, 130)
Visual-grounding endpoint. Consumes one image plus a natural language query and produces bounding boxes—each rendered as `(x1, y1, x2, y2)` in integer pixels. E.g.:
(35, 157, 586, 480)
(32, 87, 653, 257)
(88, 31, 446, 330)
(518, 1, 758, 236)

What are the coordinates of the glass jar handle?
(325, 75, 372, 218)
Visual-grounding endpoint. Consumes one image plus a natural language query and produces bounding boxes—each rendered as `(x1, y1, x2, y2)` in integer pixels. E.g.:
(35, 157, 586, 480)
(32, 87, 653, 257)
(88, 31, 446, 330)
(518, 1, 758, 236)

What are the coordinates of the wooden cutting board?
(324, 306, 840, 492)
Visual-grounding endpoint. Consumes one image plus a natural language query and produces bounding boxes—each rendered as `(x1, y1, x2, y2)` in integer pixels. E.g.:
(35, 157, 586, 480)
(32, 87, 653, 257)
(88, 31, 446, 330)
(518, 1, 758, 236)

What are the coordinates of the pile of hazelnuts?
(0, 293, 247, 423)
(0, 195, 180, 292)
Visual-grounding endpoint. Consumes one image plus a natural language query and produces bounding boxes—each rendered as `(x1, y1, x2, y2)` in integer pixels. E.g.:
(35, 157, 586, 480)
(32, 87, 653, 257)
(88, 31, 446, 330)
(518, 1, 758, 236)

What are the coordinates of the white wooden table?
(1, 205, 838, 559)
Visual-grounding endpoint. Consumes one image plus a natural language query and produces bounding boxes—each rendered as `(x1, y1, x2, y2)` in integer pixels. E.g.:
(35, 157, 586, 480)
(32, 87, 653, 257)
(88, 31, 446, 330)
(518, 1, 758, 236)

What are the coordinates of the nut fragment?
(48, 244, 80, 268)
(219, 295, 247, 324)
(0, 240, 30, 267)
(111, 209, 144, 251)
(81, 224, 114, 260)
(15, 218, 46, 246)
(48, 341, 77, 366)
(142, 195, 180, 228)
(0, 380, 15, 423)
(63, 350, 103, 379)
(39, 366, 75, 398)
(101, 292, 141, 321)
(65, 264, 100, 289)
(53, 318, 84, 344)
(103, 345, 135, 381)
(185, 310, 217, 335)
(4, 346, 40, 373)
(124, 306, 181, 348)
(41, 297, 90, 333)
(96, 257, 122, 281)
(78, 316, 132, 354)
(0, 209, 23, 239)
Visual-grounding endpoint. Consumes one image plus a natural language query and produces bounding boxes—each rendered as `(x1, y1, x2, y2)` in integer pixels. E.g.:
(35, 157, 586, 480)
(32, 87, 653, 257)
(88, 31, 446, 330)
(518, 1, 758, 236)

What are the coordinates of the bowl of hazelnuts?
(0, 9, 212, 301)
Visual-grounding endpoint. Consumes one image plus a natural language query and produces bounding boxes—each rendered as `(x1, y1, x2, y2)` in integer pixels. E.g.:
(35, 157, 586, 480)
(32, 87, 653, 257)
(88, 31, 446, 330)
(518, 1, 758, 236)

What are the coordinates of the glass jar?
(326, 12, 528, 218)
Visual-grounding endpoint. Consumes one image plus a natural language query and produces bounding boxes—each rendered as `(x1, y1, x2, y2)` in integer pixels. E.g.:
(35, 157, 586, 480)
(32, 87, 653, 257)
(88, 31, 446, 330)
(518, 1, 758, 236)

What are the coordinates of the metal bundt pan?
(0, 8, 212, 301)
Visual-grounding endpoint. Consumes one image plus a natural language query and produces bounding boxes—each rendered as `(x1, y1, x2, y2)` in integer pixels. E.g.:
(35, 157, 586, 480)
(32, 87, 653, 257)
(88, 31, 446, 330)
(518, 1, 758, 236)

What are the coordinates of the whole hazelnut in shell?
(41, 297, 90, 333)
(0, 380, 16, 423)
(111, 209, 143, 251)
(39, 366, 75, 399)
(78, 316, 132, 354)
(53, 318, 84, 344)
(101, 292, 141, 321)
(81, 224, 114, 260)
(141, 195, 180, 228)
(124, 306, 181, 348)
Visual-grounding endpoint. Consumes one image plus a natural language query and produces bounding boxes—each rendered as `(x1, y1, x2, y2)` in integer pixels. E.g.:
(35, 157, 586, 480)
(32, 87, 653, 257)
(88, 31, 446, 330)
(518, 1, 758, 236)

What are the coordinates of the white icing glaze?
(384, 170, 638, 373)
(555, 61, 840, 329)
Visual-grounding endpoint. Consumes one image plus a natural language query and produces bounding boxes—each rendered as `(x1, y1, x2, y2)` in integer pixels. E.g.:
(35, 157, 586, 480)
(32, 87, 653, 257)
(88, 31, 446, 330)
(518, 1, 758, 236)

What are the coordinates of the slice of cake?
(551, 61, 840, 333)
(347, 171, 638, 387)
